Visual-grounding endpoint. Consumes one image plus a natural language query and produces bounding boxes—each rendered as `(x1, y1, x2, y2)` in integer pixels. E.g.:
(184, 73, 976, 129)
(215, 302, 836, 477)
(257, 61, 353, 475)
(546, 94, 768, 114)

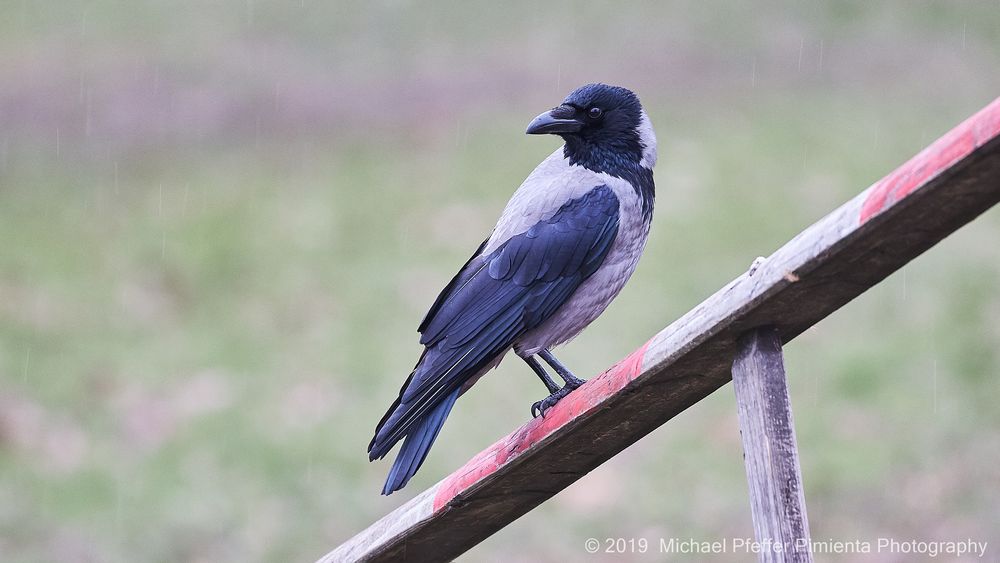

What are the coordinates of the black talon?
(530, 385, 576, 418)
(526, 349, 588, 418)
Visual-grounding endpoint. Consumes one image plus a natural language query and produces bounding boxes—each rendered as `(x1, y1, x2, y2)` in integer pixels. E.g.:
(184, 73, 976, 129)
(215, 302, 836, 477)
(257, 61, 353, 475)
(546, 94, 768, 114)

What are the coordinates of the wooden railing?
(320, 96, 1000, 563)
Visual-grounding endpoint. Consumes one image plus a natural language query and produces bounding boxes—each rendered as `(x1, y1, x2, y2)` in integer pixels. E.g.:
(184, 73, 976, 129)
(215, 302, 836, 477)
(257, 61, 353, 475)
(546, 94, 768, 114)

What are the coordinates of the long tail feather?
(381, 387, 460, 495)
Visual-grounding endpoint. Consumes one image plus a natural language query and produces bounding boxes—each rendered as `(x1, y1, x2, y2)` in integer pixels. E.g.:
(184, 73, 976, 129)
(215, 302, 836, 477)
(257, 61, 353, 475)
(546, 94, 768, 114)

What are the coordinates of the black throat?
(562, 138, 655, 221)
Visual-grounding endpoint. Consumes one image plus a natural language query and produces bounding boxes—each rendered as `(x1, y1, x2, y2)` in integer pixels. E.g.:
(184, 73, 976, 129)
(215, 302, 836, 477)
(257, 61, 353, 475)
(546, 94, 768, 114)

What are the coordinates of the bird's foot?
(530, 379, 585, 418)
(531, 387, 570, 418)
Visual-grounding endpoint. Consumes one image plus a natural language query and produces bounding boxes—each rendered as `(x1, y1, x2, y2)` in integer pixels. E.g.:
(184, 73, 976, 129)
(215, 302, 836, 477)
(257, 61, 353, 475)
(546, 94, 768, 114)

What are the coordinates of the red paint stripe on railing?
(860, 97, 1000, 224)
(432, 340, 652, 512)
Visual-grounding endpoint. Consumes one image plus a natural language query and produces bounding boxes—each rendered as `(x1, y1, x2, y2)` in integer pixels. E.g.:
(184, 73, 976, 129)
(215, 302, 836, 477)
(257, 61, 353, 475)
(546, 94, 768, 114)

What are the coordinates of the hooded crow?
(369, 83, 657, 495)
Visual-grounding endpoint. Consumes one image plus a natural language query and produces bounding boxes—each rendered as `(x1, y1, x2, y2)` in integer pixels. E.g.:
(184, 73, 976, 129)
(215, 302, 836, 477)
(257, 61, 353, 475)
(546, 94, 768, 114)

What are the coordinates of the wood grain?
(733, 327, 813, 563)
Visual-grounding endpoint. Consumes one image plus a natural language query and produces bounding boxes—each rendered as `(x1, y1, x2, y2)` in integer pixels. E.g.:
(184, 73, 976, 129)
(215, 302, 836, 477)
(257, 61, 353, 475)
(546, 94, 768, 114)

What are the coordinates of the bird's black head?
(526, 83, 656, 172)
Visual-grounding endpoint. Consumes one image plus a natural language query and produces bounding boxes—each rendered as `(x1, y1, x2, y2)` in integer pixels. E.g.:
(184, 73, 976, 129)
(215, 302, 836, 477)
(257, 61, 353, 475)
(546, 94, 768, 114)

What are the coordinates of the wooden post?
(733, 327, 812, 563)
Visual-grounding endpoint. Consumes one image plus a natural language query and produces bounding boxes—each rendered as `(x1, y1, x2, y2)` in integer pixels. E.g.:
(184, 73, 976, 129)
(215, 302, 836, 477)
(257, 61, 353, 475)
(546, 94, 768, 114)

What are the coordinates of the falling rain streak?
(932, 359, 939, 414)
(22, 347, 30, 382)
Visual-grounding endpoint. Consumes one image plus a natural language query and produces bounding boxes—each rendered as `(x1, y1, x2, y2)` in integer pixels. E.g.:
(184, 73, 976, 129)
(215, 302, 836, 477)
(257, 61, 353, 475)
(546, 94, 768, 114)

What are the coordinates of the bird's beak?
(525, 104, 583, 135)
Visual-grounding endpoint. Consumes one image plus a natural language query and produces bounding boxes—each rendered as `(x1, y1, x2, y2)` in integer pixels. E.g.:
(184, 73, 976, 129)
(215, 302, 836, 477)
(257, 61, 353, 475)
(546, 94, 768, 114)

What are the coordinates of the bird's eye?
(587, 107, 603, 120)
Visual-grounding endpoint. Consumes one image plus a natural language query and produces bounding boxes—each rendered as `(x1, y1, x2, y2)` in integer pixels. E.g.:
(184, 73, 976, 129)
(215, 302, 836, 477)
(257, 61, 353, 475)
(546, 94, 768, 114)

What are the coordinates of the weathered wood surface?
(733, 327, 813, 563)
(320, 97, 1000, 563)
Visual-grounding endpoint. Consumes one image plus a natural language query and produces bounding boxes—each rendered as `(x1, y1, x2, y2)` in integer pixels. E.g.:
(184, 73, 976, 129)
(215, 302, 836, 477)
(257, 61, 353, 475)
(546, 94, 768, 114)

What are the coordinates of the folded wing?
(369, 184, 620, 460)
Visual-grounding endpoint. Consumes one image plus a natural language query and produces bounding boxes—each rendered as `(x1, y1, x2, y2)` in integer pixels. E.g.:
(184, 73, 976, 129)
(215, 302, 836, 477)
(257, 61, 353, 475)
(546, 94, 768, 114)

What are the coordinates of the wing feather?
(369, 185, 620, 459)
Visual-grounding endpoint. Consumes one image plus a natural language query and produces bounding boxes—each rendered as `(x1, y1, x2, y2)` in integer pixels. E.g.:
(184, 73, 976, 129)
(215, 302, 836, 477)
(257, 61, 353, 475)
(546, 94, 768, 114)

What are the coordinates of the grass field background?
(1, 2, 999, 561)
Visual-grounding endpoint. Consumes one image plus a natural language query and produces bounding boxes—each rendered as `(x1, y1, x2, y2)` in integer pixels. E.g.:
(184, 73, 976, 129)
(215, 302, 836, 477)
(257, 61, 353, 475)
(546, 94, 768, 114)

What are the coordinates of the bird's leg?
(539, 349, 586, 388)
(524, 355, 564, 418)
(522, 356, 561, 394)
(528, 349, 587, 418)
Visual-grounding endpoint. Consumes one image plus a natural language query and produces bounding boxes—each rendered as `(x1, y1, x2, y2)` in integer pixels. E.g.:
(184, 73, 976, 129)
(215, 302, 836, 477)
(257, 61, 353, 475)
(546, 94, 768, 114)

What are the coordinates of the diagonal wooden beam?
(320, 97, 1000, 563)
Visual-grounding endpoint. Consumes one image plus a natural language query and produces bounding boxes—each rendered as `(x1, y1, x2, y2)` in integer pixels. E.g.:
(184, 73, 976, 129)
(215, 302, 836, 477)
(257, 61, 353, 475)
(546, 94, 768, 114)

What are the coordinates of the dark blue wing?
(369, 185, 619, 459)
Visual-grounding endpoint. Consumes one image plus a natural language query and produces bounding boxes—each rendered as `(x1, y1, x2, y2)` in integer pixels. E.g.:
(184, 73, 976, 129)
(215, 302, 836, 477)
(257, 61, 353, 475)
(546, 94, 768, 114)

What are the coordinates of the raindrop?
(116, 484, 123, 539)
(55, 127, 61, 157)
(80, 4, 90, 37)
(751, 57, 757, 88)
(114, 161, 119, 194)
(932, 359, 938, 414)
(85, 87, 93, 138)
(22, 347, 30, 382)
(812, 367, 818, 406)
(962, 22, 967, 50)
(797, 37, 804, 73)
(95, 182, 104, 215)
(817, 39, 824, 72)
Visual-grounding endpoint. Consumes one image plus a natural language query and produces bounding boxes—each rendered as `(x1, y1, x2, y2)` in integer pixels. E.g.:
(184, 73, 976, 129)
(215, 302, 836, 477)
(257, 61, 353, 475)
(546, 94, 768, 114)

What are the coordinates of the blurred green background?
(1, 1, 999, 561)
